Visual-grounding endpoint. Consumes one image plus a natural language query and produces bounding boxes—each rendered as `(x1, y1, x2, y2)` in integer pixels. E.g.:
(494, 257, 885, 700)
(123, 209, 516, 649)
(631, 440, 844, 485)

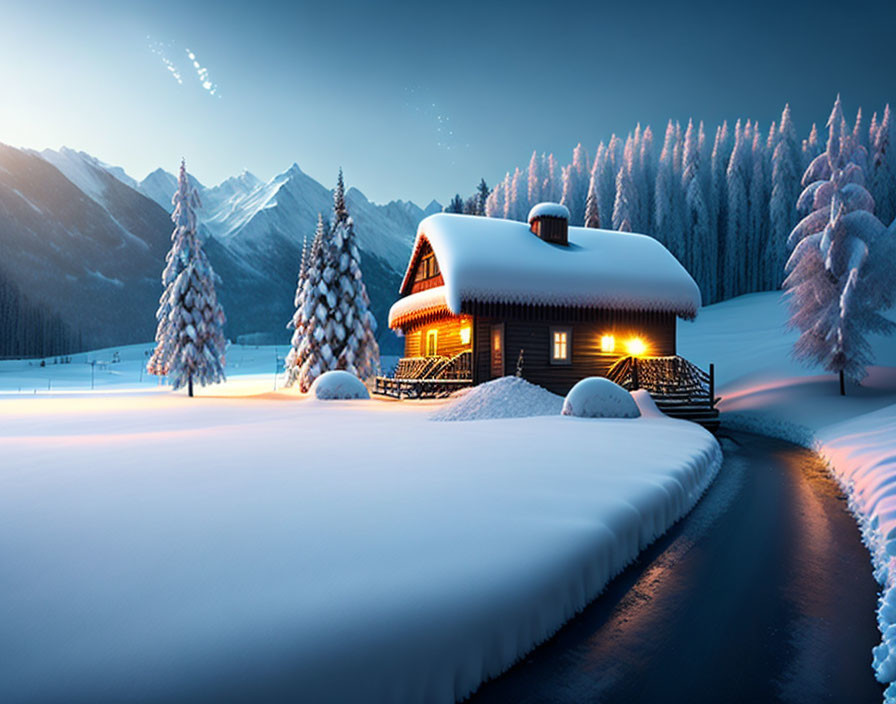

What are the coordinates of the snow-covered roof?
(527, 202, 569, 223)
(390, 213, 701, 328)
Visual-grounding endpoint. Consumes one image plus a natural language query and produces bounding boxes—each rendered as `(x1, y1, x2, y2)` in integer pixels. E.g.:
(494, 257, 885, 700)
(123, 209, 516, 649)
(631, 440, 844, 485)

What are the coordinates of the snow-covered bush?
(309, 370, 370, 400)
(431, 376, 562, 421)
(561, 377, 640, 419)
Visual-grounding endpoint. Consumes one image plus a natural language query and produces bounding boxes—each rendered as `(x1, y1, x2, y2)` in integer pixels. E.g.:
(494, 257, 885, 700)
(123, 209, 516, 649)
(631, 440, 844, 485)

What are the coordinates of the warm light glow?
(625, 336, 647, 357)
(600, 334, 616, 353)
(459, 326, 471, 345)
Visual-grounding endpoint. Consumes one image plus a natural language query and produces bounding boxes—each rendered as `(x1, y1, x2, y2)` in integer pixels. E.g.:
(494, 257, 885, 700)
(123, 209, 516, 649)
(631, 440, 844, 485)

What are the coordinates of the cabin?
(376, 203, 719, 428)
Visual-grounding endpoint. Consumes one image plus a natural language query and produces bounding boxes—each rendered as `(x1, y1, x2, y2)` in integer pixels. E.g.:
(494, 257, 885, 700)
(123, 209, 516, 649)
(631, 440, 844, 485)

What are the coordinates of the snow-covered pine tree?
(147, 159, 226, 396)
(724, 119, 751, 299)
(284, 224, 317, 387)
(640, 126, 656, 233)
(584, 148, 602, 228)
(543, 154, 561, 202)
(612, 163, 635, 233)
(484, 179, 505, 218)
(784, 96, 896, 391)
(655, 121, 684, 255)
(560, 143, 589, 225)
(500, 172, 514, 219)
(748, 128, 769, 293)
(802, 123, 822, 171)
(328, 169, 380, 382)
(768, 105, 801, 290)
(682, 119, 713, 300)
(508, 167, 527, 221)
(526, 151, 542, 207)
(596, 138, 618, 236)
(869, 104, 894, 226)
(709, 121, 732, 300)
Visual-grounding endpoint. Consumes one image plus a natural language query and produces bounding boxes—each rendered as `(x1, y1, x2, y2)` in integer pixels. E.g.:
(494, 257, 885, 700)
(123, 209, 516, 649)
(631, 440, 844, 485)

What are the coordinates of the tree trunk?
(188, 374, 194, 398)
(839, 369, 845, 396)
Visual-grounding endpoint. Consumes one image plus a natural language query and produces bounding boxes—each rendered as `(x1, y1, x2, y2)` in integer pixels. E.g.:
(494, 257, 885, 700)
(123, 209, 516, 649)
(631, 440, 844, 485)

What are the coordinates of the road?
(469, 431, 883, 703)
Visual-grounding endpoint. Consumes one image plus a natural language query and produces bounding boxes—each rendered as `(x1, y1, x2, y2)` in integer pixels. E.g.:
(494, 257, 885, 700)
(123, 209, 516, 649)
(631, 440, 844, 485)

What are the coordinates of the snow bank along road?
(471, 431, 883, 703)
(0, 389, 719, 703)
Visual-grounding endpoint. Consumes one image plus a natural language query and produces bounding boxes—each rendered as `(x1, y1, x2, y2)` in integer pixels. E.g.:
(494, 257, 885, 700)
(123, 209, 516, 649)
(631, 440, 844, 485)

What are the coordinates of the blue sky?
(0, 0, 893, 205)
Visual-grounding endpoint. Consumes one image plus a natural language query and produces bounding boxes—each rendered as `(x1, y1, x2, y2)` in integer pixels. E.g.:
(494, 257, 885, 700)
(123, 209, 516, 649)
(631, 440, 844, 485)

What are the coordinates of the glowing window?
(550, 327, 571, 364)
(425, 329, 438, 356)
(600, 334, 616, 353)
(459, 326, 471, 346)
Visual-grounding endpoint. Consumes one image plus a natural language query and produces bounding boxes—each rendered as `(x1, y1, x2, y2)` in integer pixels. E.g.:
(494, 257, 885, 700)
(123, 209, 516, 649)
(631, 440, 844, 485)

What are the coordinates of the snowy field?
(0, 354, 720, 703)
(681, 291, 896, 696)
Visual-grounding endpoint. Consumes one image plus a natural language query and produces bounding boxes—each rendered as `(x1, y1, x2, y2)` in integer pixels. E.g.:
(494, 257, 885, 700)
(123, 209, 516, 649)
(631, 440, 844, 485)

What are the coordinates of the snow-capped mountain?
(137, 167, 205, 212)
(0, 143, 441, 352)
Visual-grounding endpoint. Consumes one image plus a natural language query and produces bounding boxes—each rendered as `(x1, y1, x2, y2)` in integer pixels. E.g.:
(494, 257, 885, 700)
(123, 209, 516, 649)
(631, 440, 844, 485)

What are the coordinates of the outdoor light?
(625, 336, 647, 357)
(600, 334, 616, 353)
(459, 326, 471, 345)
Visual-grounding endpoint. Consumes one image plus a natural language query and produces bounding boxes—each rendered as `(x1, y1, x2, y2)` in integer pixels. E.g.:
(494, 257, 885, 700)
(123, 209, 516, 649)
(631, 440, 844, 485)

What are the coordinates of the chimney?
(527, 202, 569, 246)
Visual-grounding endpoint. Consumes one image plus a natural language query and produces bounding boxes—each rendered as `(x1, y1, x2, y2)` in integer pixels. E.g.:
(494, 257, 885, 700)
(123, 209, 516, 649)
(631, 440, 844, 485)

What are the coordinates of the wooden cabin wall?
(403, 315, 473, 359)
(470, 308, 677, 395)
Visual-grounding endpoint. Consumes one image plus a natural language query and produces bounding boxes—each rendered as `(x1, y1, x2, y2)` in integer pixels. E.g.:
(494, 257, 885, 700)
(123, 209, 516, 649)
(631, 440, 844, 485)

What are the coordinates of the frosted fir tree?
(784, 96, 896, 393)
(484, 179, 505, 218)
(724, 120, 751, 299)
(292, 214, 337, 391)
(328, 169, 380, 382)
(639, 125, 656, 233)
(747, 129, 768, 293)
(869, 105, 894, 226)
(612, 164, 635, 232)
(596, 138, 619, 238)
(284, 219, 319, 388)
(475, 179, 491, 215)
(681, 119, 713, 300)
(147, 159, 226, 396)
(769, 105, 801, 289)
(584, 170, 601, 228)
(655, 122, 684, 254)
(526, 151, 542, 207)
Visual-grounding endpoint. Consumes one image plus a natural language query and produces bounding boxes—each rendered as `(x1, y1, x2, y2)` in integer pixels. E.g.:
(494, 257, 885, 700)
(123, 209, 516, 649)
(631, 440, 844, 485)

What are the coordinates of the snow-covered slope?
(37, 147, 138, 201)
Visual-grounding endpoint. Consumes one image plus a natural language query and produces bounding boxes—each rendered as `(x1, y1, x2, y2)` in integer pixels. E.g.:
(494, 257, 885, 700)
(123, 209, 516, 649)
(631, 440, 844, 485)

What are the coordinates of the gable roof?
(390, 213, 701, 328)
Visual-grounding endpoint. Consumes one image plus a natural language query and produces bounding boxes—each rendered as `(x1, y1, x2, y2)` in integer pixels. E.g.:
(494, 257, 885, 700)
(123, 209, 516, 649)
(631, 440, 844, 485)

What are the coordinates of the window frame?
(549, 326, 572, 365)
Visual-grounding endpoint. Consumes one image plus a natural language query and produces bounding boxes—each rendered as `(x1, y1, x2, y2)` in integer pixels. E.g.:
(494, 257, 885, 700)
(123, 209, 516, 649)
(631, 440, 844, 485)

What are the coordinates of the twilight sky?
(1, 0, 893, 205)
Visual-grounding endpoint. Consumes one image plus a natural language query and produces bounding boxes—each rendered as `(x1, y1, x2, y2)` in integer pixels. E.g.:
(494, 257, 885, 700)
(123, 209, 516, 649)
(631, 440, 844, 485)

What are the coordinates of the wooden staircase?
(374, 351, 473, 399)
(607, 355, 720, 431)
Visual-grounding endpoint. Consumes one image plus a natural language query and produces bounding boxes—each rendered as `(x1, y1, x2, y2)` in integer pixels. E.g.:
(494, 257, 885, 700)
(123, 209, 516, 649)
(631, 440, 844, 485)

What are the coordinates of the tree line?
(447, 101, 895, 306)
(0, 270, 81, 358)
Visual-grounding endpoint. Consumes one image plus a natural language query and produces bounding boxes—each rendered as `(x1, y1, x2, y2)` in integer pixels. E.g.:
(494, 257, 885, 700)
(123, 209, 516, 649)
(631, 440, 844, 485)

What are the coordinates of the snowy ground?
(0, 353, 720, 703)
(680, 291, 896, 698)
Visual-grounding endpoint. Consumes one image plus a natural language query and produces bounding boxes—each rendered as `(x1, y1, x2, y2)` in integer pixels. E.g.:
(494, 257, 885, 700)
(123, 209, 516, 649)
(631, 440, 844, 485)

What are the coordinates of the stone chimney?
(527, 202, 569, 246)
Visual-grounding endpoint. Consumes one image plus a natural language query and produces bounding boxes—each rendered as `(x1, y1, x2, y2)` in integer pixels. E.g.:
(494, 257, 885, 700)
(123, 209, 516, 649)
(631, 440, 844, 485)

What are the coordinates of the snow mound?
(527, 201, 569, 222)
(562, 377, 641, 418)
(631, 388, 665, 418)
(430, 376, 563, 421)
(309, 371, 370, 400)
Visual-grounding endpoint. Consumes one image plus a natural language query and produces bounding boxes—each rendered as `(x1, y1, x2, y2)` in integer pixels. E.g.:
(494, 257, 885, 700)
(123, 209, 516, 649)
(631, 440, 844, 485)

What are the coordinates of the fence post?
(631, 357, 639, 390)
(709, 363, 715, 406)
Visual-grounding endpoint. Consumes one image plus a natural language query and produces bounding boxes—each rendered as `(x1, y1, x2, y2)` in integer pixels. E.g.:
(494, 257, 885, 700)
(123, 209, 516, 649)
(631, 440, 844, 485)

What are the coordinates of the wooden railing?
(375, 352, 473, 399)
(607, 355, 720, 430)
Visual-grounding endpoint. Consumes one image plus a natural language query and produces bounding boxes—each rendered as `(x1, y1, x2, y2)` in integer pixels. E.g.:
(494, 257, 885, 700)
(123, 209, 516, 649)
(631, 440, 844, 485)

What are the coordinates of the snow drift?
(430, 376, 562, 421)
